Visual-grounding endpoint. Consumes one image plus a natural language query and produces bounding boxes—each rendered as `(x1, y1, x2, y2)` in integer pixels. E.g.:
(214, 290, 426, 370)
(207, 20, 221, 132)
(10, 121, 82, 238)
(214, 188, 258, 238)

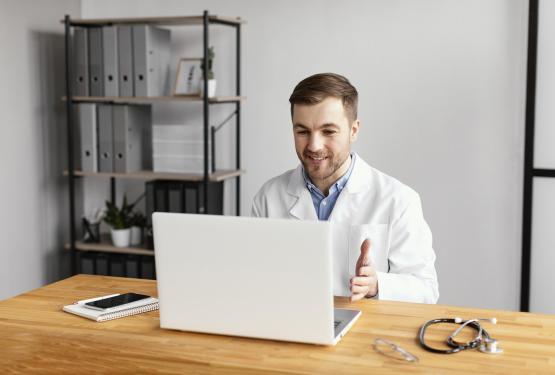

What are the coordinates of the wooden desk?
(1, 275, 554, 374)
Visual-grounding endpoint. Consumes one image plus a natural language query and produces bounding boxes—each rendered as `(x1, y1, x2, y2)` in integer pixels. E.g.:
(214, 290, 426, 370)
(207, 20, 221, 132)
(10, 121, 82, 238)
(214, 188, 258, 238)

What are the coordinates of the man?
(251, 73, 439, 304)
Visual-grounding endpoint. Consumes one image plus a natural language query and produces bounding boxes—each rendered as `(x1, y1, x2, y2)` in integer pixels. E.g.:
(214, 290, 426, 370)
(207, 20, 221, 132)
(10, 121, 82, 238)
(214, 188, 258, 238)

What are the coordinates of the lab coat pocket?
(348, 224, 389, 277)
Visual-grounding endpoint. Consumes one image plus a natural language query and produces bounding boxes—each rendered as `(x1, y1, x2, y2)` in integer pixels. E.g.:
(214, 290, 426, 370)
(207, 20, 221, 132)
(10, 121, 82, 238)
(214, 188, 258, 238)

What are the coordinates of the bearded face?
(292, 97, 359, 192)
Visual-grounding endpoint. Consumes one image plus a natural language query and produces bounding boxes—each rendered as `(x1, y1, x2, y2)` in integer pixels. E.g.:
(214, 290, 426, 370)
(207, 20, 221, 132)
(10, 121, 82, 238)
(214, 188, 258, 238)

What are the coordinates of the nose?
(307, 134, 324, 153)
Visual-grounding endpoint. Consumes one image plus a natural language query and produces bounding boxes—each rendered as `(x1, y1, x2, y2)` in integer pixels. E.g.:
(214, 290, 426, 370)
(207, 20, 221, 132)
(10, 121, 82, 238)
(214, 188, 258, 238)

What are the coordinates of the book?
(63, 293, 159, 322)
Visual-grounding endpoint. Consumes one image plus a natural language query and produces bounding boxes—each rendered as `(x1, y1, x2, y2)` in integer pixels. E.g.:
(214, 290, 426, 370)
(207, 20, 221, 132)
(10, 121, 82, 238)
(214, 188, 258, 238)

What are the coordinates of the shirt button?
(322, 200, 327, 206)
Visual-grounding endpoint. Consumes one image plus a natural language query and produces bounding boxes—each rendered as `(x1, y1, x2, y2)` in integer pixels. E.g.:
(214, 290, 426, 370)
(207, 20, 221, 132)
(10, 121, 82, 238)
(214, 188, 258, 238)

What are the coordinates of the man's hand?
(350, 239, 378, 301)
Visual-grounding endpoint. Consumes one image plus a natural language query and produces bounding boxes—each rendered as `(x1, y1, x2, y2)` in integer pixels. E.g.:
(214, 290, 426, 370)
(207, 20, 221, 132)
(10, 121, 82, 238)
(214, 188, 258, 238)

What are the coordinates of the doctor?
(251, 73, 439, 304)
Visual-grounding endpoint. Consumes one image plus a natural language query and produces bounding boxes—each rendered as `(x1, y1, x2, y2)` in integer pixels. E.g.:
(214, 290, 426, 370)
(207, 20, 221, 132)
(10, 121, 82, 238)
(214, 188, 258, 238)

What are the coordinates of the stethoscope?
(418, 317, 503, 354)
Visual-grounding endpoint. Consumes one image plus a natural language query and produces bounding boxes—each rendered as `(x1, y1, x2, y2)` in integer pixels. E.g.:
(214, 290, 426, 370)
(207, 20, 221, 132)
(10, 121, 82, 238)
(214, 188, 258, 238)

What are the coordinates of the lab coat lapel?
(328, 153, 371, 223)
(286, 165, 318, 221)
(328, 154, 373, 296)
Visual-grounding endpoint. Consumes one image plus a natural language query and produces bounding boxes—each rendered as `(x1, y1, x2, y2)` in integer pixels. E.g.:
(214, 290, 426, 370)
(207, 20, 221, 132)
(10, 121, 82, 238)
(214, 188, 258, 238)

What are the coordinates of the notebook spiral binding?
(98, 302, 159, 322)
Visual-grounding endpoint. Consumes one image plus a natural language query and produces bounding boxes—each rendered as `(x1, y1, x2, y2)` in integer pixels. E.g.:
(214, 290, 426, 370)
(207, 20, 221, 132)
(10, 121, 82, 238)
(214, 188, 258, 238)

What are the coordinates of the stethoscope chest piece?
(479, 338, 503, 354)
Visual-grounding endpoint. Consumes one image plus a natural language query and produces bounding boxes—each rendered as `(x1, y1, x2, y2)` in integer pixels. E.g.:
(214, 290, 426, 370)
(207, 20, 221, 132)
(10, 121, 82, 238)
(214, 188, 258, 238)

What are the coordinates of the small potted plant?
(200, 46, 216, 98)
(129, 211, 147, 247)
(103, 196, 134, 247)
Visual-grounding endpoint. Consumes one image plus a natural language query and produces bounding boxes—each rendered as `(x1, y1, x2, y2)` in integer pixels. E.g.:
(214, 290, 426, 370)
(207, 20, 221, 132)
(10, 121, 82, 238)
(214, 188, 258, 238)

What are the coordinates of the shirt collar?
(302, 153, 356, 195)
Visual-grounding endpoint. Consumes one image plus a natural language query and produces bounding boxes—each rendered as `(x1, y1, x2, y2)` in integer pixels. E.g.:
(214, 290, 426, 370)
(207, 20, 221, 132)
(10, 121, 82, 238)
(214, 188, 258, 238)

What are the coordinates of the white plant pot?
(200, 79, 217, 98)
(130, 226, 143, 246)
(111, 228, 131, 248)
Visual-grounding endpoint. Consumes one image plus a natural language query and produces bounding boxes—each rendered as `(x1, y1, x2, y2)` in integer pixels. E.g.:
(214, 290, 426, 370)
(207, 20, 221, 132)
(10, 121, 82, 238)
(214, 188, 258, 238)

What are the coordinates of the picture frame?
(173, 58, 202, 96)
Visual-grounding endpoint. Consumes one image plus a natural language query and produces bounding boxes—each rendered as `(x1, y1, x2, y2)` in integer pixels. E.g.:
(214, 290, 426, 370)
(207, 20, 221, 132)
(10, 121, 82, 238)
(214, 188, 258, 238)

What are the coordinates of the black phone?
(84, 293, 150, 311)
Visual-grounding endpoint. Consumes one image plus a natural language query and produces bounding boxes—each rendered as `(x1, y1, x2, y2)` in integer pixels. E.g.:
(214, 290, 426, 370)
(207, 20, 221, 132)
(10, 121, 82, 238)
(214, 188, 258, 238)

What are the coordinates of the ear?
(350, 120, 360, 142)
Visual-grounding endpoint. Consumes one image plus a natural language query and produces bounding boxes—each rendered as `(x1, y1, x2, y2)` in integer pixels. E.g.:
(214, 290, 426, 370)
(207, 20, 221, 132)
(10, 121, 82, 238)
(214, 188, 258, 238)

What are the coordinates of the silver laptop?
(153, 212, 361, 345)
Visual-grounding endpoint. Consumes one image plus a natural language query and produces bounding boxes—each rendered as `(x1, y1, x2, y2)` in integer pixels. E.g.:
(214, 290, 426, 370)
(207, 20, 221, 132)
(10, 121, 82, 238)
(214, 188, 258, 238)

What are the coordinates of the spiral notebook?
(63, 293, 159, 322)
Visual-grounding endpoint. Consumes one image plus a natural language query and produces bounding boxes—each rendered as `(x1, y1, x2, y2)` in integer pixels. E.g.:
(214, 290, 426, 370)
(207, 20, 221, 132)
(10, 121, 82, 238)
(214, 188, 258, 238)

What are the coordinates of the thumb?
(358, 238, 371, 267)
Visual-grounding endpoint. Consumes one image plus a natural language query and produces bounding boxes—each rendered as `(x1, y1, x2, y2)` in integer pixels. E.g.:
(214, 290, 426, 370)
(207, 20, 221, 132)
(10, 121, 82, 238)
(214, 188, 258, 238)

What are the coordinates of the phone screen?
(85, 293, 150, 310)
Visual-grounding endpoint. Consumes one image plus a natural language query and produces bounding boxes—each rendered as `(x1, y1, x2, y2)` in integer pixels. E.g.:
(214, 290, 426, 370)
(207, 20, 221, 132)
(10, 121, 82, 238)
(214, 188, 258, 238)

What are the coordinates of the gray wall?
(0, 0, 530, 312)
(82, 0, 529, 310)
(0, 0, 81, 300)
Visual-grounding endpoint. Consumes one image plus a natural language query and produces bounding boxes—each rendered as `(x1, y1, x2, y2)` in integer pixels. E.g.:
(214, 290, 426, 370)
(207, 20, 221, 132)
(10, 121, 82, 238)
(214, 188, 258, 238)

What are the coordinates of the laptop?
(152, 212, 361, 345)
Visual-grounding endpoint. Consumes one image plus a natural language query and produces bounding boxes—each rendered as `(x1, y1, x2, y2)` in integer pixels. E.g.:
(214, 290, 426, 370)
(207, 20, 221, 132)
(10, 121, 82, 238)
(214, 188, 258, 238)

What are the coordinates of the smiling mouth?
(306, 155, 327, 161)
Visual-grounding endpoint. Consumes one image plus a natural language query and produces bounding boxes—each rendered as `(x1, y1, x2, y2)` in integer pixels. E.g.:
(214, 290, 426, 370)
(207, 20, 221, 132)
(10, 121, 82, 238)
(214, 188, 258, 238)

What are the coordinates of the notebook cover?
(63, 293, 159, 322)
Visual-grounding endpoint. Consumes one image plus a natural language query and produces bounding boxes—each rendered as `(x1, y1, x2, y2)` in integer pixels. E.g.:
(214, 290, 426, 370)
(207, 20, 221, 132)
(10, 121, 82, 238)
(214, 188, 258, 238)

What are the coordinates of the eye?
(323, 130, 337, 136)
(296, 130, 309, 135)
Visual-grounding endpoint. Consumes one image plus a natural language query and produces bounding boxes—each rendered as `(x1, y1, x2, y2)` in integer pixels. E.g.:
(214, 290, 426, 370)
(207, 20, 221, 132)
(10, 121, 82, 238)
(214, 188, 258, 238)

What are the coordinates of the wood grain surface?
(0, 275, 554, 374)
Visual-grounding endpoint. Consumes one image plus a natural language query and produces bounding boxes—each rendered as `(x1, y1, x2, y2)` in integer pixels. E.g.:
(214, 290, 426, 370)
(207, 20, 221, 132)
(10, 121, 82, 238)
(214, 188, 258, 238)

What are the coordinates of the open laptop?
(152, 212, 361, 345)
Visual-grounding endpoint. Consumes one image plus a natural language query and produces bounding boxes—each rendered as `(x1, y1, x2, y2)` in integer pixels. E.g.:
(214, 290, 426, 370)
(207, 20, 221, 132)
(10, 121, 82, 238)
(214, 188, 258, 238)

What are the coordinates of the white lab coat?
(251, 153, 439, 304)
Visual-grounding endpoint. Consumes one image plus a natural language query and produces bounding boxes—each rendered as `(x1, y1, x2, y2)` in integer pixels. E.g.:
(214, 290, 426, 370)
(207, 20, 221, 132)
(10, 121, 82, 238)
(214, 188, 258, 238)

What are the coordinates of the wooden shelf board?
(64, 169, 243, 182)
(63, 15, 245, 27)
(65, 241, 154, 256)
(62, 95, 246, 104)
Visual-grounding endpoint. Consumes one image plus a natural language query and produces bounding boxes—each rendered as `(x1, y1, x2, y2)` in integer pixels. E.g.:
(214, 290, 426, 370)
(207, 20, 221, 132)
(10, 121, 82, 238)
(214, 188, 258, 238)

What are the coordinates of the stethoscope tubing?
(418, 318, 492, 354)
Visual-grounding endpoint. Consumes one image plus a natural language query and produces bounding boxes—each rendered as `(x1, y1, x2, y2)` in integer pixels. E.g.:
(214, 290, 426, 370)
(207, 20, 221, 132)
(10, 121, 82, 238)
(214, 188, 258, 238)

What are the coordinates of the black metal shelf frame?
(63, 10, 242, 274)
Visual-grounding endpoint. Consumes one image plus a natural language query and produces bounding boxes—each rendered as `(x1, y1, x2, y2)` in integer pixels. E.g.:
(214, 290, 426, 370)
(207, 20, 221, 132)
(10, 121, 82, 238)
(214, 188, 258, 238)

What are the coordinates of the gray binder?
(78, 104, 98, 172)
(139, 105, 153, 169)
(97, 104, 113, 172)
(168, 183, 182, 212)
(145, 181, 155, 227)
(73, 28, 89, 96)
(113, 105, 143, 173)
(102, 26, 119, 97)
(132, 25, 171, 97)
(88, 27, 104, 96)
(117, 25, 134, 97)
(72, 106, 82, 171)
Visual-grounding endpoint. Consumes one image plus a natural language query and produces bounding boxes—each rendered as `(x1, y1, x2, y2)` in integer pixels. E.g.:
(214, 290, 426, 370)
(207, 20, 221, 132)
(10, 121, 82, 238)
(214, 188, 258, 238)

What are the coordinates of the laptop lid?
(153, 213, 336, 345)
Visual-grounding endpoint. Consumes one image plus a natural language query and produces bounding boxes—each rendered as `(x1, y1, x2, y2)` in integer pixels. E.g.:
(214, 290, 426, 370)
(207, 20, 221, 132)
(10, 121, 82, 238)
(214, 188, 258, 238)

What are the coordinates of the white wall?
(530, 0, 555, 314)
(534, 0, 555, 169)
(0, 0, 81, 299)
(81, 0, 529, 310)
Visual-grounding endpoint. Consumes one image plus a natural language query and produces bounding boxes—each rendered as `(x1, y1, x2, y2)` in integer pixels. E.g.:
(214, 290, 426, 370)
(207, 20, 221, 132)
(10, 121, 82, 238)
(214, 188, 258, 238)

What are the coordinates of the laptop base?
(333, 308, 361, 344)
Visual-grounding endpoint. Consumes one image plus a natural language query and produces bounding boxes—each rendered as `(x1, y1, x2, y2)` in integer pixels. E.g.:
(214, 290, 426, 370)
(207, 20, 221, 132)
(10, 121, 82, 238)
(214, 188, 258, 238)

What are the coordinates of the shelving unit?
(63, 95, 246, 104)
(63, 11, 244, 275)
(63, 169, 243, 182)
(64, 240, 154, 257)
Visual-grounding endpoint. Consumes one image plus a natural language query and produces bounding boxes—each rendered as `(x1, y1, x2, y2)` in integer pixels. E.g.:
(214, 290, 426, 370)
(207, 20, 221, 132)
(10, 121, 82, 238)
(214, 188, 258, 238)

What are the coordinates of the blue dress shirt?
(302, 153, 356, 221)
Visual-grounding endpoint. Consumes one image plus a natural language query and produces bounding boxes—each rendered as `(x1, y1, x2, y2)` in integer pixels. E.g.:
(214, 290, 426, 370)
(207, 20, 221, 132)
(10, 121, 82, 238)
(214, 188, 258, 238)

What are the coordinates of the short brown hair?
(289, 73, 358, 123)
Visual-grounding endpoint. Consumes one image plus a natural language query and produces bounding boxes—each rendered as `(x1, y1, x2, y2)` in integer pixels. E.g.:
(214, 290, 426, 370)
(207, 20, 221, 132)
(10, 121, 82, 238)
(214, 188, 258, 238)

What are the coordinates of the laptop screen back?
(153, 213, 335, 344)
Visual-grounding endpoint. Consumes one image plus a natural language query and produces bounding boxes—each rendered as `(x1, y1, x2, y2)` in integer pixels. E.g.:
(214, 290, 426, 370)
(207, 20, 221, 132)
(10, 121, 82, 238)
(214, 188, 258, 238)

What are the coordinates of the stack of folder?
(80, 253, 155, 279)
(73, 25, 171, 97)
(152, 124, 212, 174)
(145, 180, 224, 224)
(76, 103, 152, 173)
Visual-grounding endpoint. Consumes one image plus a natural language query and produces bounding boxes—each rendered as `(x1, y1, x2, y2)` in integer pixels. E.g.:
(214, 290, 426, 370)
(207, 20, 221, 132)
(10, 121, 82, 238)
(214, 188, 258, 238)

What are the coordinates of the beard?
(299, 149, 349, 182)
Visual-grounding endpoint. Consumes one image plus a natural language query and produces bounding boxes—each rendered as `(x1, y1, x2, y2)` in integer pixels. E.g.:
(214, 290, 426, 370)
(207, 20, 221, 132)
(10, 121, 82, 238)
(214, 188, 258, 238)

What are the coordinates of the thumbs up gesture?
(350, 239, 378, 301)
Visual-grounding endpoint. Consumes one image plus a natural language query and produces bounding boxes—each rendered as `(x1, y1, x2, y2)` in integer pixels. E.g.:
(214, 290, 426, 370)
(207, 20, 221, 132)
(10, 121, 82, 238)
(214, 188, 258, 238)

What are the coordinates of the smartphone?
(84, 293, 150, 311)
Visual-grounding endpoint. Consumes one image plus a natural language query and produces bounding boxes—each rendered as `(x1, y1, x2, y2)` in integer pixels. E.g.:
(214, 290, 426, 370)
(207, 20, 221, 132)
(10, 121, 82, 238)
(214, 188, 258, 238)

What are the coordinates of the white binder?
(132, 25, 171, 97)
(73, 28, 89, 96)
(78, 104, 98, 172)
(88, 27, 104, 96)
(102, 26, 119, 97)
(97, 104, 113, 172)
(117, 25, 134, 97)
